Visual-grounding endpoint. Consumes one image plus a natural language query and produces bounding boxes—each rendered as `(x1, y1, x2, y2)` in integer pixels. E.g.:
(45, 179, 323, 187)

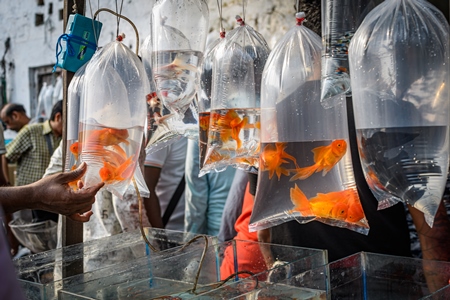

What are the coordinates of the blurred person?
(144, 137, 188, 231)
(0, 103, 31, 132)
(5, 100, 63, 225)
(184, 139, 236, 236)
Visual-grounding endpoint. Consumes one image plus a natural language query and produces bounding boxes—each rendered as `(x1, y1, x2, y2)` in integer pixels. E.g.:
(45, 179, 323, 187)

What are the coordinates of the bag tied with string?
(78, 33, 150, 199)
(200, 15, 270, 176)
(349, 0, 450, 227)
(250, 12, 369, 235)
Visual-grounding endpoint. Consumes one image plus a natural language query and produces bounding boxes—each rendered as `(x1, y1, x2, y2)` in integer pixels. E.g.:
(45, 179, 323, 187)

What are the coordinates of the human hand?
(31, 162, 104, 222)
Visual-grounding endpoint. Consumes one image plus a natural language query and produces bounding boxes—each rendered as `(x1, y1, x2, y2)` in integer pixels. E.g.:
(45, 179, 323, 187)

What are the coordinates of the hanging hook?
(94, 8, 140, 55)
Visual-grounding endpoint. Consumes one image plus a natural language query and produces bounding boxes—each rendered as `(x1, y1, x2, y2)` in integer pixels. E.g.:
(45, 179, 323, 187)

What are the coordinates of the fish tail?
(232, 117, 247, 149)
(289, 165, 318, 181)
(290, 184, 313, 215)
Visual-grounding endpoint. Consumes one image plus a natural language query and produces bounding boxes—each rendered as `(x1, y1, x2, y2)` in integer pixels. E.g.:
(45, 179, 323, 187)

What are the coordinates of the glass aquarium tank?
(56, 239, 327, 299)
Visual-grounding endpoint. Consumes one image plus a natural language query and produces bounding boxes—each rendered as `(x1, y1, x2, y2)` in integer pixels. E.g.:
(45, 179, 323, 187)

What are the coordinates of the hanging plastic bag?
(250, 12, 369, 234)
(141, 34, 182, 154)
(320, 0, 383, 108)
(349, 0, 450, 227)
(198, 31, 226, 170)
(78, 37, 150, 199)
(149, 0, 209, 146)
(200, 16, 270, 176)
(64, 61, 88, 177)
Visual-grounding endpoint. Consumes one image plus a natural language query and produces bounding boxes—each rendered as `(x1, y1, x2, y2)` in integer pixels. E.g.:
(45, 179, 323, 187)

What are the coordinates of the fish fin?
(275, 166, 290, 181)
(290, 184, 313, 216)
(289, 165, 318, 181)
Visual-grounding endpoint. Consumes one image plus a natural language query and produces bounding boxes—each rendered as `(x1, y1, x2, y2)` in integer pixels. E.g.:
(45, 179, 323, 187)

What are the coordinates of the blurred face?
(50, 112, 63, 137)
(1, 112, 23, 132)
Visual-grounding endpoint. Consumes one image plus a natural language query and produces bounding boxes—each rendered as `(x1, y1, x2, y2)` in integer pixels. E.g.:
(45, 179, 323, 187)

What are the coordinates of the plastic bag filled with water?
(198, 32, 226, 170)
(349, 0, 450, 227)
(250, 12, 369, 235)
(200, 16, 270, 176)
(140, 34, 181, 155)
(64, 61, 89, 188)
(150, 0, 209, 142)
(320, 0, 383, 108)
(78, 40, 149, 198)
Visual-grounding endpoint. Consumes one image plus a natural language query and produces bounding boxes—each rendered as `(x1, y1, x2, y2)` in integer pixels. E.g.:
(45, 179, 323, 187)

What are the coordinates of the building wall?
(0, 0, 314, 116)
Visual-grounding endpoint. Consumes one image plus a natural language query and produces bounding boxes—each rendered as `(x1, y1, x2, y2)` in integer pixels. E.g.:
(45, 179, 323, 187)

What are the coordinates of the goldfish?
(214, 109, 248, 149)
(69, 142, 80, 160)
(290, 184, 365, 223)
(261, 143, 298, 181)
(154, 56, 197, 79)
(199, 113, 210, 132)
(290, 139, 347, 181)
(85, 128, 130, 146)
(99, 155, 134, 183)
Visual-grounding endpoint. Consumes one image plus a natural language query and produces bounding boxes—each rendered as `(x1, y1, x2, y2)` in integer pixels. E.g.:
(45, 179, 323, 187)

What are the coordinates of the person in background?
(0, 162, 103, 300)
(184, 138, 236, 236)
(0, 103, 31, 133)
(0, 123, 19, 257)
(144, 137, 188, 231)
(217, 169, 248, 242)
(5, 100, 63, 223)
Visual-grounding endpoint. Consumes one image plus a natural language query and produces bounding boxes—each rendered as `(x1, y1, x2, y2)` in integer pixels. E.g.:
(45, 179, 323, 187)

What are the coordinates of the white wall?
(0, 0, 300, 115)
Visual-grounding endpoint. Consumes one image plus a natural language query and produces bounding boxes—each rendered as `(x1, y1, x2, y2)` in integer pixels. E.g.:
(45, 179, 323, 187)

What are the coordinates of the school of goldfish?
(257, 139, 366, 225)
(69, 127, 134, 186)
(210, 109, 248, 149)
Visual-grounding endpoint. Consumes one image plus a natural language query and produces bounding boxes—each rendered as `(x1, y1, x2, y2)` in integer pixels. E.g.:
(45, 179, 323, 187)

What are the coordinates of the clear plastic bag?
(200, 16, 270, 176)
(250, 12, 369, 234)
(150, 0, 209, 141)
(78, 40, 149, 198)
(198, 34, 226, 170)
(141, 34, 182, 155)
(64, 62, 88, 176)
(320, 0, 383, 107)
(349, 0, 450, 227)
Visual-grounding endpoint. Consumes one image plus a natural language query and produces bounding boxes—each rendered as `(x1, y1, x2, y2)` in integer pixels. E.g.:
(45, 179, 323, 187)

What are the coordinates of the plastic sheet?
(320, 0, 383, 107)
(349, 0, 450, 227)
(200, 16, 270, 176)
(78, 40, 149, 198)
(250, 12, 369, 235)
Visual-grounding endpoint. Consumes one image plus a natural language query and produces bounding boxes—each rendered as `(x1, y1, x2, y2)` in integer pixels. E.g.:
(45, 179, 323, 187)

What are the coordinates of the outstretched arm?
(1, 162, 104, 222)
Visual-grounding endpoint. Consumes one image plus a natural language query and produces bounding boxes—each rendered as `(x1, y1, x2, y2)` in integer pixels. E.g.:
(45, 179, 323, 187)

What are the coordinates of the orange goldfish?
(290, 139, 347, 181)
(215, 109, 248, 149)
(261, 143, 298, 181)
(199, 114, 210, 132)
(69, 142, 80, 160)
(155, 56, 197, 78)
(85, 128, 130, 146)
(99, 155, 134, 183)
(290, 184, 365, 223)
